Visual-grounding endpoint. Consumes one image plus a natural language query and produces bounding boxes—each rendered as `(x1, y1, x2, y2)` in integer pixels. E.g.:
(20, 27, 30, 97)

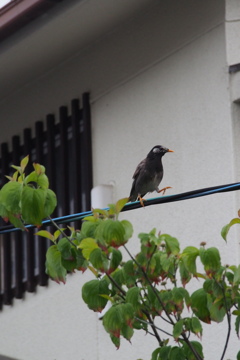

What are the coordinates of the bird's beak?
(168, 149, 174, 152)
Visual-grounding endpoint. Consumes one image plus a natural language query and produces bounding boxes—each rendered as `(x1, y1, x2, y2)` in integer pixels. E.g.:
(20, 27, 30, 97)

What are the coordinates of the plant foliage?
(1, 157, 240, 360)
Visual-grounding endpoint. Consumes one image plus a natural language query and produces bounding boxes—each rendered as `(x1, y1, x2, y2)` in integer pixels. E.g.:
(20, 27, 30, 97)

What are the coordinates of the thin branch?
(219, 279, 231, 360)
(135, 316, 173, 337)
(180, 333, 203, 360)
(143, 310, 162, 344)
(105, 273, 126, 297)
(47, 216, 77, 247)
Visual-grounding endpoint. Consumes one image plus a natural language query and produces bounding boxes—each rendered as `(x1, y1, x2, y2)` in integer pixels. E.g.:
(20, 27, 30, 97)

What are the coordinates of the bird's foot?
(157, 186, 172, 195)
(137, 195, 146, 207)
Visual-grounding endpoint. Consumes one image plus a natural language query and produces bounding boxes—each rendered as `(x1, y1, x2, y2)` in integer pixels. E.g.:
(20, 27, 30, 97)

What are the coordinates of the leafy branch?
(1, 157, 240, 359)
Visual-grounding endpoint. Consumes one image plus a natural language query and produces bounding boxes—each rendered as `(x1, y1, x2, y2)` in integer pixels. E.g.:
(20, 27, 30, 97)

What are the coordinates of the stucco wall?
(0, 1, 239, 359)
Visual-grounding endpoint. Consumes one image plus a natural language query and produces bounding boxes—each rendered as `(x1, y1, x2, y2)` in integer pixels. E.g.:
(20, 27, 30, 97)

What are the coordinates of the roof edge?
(0, 0, 64, 42)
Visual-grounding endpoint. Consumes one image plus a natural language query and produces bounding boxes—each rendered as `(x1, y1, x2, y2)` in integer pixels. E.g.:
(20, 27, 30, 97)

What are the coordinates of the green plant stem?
(47, 216, 77, 248)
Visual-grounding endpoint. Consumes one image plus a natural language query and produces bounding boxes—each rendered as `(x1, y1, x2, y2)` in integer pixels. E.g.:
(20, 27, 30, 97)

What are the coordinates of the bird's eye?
(153, 147, 161, 153)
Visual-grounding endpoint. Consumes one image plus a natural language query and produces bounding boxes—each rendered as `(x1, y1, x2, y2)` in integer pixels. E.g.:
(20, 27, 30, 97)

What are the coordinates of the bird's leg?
(137, 195, 146, 207)
(157, 186, 172, 195)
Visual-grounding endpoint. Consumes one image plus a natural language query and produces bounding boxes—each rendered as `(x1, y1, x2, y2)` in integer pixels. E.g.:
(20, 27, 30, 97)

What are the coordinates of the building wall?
(0, 1, 239, 359)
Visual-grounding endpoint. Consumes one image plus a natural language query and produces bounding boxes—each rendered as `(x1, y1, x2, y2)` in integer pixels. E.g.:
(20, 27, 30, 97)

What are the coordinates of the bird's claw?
(157, 186, 172, 196)
(137, 195, 146, 207)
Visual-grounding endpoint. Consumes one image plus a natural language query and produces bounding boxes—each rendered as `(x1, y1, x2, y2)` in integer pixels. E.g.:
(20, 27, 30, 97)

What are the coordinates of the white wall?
(0, 0, 224, 146)
(0, 0, 239, 359)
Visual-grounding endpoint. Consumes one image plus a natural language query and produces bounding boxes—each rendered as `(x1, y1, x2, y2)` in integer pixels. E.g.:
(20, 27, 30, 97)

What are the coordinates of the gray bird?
(129, 145, 174, 206)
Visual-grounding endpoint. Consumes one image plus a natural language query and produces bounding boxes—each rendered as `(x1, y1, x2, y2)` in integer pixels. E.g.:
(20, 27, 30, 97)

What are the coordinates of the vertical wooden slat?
(71, 99, 82, 213)
(59, 106, 69, 216)
(35, 121, 48, 286)
(12, 135, 24, 298)
(46, 114, 56, 242)
(46, 114, 56, 205)
(23, 128, 36, 292)
(1, 143, 12, 305)
(81, 93, 92, 210)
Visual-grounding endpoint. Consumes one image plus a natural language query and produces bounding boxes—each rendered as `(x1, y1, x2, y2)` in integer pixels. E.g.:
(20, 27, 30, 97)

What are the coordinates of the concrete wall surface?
(0, 0, 239, 359)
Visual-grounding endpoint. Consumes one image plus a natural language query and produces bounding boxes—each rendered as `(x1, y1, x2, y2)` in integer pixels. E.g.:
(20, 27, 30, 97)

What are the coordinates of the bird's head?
(147, 145, 174, 159)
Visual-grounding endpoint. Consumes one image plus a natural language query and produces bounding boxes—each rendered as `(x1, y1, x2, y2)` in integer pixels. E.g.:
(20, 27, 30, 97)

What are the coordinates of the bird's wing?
(129, 159, 146, 201)
(132, 159, 146, 179)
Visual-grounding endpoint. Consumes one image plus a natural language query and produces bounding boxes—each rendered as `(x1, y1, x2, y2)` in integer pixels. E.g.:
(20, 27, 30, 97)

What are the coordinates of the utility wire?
(0, 182, 239, 234)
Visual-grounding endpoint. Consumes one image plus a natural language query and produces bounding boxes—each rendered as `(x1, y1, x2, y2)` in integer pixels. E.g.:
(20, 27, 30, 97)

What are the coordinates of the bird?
(129, 145, 174, 206)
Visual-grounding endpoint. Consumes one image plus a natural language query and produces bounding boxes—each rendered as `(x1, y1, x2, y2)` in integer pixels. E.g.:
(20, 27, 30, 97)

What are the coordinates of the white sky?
(0, 0, 12, 9)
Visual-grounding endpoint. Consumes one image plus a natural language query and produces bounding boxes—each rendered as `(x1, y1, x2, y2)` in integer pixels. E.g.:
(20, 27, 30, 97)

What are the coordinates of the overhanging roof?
(0, 0, 64, 42)
(0, 0, 150, 103)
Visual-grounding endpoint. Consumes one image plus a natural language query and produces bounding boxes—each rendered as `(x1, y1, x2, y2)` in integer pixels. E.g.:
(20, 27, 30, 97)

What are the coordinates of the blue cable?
(0, 182, 239, 234)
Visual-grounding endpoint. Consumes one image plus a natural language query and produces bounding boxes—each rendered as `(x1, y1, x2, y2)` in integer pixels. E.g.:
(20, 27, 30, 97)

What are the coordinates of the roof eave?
(0, 0, 63, 42)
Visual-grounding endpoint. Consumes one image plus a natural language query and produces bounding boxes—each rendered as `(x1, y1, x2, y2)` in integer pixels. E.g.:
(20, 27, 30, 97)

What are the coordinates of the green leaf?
(80, 220, 100, 239)
(111, 268, 125, 289)
(33, 163, 45, 175)
(190, 317, 202, 338)
(97, 219, 126, 247)
(181, 246, 199, 275)
(89, 248, 108, 272)
(182, 341, 203, 360)
(25, 171, 49, 190)
(109, 248, 122, 274)
(78, 237, 99, 259)
(160, 234, 180, 255)
(35, 230, 55, 242)
(155, 346, 171, 360)
(36, 174, 49, 189)
(200, 247, 221, 277)
(25, 171, 38, 184)
(207, 293, 225, 322)
(43, 189, 57, 217)
(20, 155, 29, 172)
(179, 260, 192, 287)
(221, 218, 240, 241)
(121, 219, 133, 241)
(173, 319, 184, 340)
(45, 245, 67, 283)
(237, 350, 240, 360)
(172, 287, 184, 313)
(0, 181, 22, 214)
(21, 186, 45, 225)
(191, 289, 211, 323)
(235, 316, 240, 337)
(82, 278, 109, 312)
(169, 346, 185, 360)
(110, 334, 120, 349)
(123, 260, 137, 287)
(103, 305, 124, 338)
(126, 287, 141, 309)
(121, 303, 135, 327)
(121, 323, 134, 341)
(151, 347, 161, 360)
(233, 265, 240, 285)
(115, 197, 129, 213)
(7, 213, 26, 230)
(57, 238, 72, 259)
(177, 287, 191, 309)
